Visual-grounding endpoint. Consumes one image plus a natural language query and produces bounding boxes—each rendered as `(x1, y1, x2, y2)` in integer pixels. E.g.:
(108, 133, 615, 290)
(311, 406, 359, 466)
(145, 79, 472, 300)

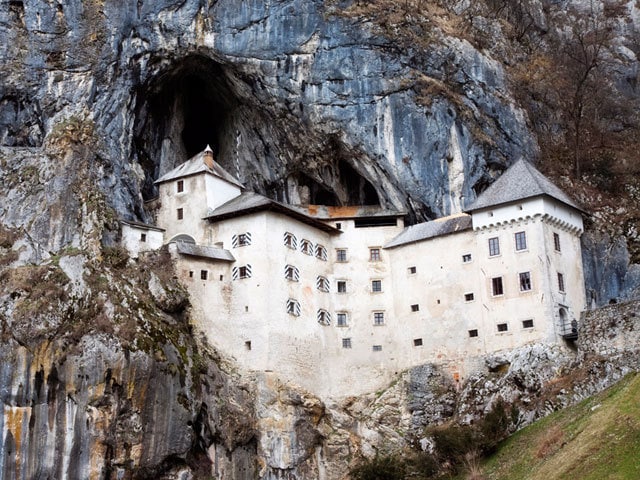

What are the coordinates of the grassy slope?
(480, 373, 640, 480)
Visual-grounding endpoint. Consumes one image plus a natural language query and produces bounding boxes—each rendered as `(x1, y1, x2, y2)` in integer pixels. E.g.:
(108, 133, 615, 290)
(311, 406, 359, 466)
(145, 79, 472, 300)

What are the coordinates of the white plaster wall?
(541, 197, 584, 232)
(471, 197, 545, 230)
(204, 175, 241, 212)
(121, 224, 164, 258)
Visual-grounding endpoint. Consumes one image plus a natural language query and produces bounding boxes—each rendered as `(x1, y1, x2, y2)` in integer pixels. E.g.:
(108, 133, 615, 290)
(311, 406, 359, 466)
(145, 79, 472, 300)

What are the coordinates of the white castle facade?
(122, 147, 586, 397)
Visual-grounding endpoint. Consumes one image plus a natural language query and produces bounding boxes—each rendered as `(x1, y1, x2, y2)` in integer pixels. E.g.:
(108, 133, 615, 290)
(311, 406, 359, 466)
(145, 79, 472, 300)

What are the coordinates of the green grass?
(476, 373, 640, 480)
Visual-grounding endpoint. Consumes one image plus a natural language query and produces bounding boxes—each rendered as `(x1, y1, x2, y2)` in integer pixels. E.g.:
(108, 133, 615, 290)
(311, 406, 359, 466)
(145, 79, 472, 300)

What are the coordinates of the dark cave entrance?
(133, 56, 237, 199)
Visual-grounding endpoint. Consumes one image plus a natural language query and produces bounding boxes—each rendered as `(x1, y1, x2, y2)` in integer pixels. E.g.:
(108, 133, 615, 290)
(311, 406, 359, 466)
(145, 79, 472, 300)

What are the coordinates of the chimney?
(203, 145, 214, 169)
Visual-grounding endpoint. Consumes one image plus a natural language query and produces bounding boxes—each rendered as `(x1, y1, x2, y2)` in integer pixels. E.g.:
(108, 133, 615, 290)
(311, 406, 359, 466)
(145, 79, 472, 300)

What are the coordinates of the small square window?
(553, 232, 561, 252)
(337, 312, 348, 327)
(411, 304, 419, 312)
(244, 341, 252, 351)
(284, 232, 297, 249)
(522, 319, 534, 329)
(371, 280, 382, 293)
(372, 345, 382, 352)
(239, 266, 249, 279)
(237, 233, 251, 246)
(465, 293, 474, 302)
(200, 270, 208, 280)
(342, 338, 352, 349)
(468, 329, 479, 338)
(140, 233, 147, 242)
(373, 312, 385, 325)
(177, 208, 184, 220)
(519, 272, 532, 291)
(337, 281, 347, 293)
(408, 266, 417, 274)
(286, 299, 301, 316)
(462, 254, 472, 263)
(492, 277, 504, 296)
(300, 239, 313, 255)
(336, 222, 342, 230)
(316, 276, 330, 292)
(489, 237, 500, 256)
(497, 323, 508, 332)
(189, 271, 194, 278)
(515, 231, 527, 251)
(413, 338, 423, 347)
(369, 248, 381, 261)
(336, 249, 347, 262)
(177, 180, 184, 193)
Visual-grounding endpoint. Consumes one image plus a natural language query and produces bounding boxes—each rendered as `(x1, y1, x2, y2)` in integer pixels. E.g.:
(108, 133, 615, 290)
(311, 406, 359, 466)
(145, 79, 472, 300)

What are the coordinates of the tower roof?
(465, 159, 583, 212)
(154, 147, 244, 188)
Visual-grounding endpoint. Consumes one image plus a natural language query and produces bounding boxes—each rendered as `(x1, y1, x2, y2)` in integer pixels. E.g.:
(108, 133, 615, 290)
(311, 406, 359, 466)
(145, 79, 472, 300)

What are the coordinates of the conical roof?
(465, 159, 582, 212)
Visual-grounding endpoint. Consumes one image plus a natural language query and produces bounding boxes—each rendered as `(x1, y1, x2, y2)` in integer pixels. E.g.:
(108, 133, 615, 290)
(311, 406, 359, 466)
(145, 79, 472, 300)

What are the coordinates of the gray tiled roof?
(205, 192, 341, 233)
(385, 214, 472, 249)
(465, 159, 582, 212)
(175, 242, 235, 262)
(154, 150, 244, 188)
(120, 219, 165, 232)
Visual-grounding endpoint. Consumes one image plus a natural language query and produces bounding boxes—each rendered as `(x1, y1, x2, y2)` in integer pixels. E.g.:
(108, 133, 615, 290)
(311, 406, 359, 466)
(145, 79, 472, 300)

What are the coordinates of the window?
(200, 270, 208, 280)
(337, 280, 347, 293)
(558, 272, 565, 292)
(244, 341, 251, 351)
(177, 180, 184, 193)
(373, 312, 385, 325)
(315, 244, 327, 261)
(336, 249, 347, 262)
(316, 276, 330, 292)
(286, 299, 301, 316)
(337, 312, 348, 327)
(232, 232, 252, 248)
(177, 208, 184, 220)
(413, 338, 423, 347)
(342, 338, 352, 349)
(369, 248, 381, 261)
(408, 266, 417, 274)
(232, 265, 252, 280)
(464, 293, 474, 302)
(519, 272, 532, 291)
(553, 232, 561, 252)
(515, 231, 527, 251)
(284, 232, 297, 249)
(284, 264, 300, 282)
(522, 319, 534, 329)
(468, 329, 479, 338)
(497, 323, 509, 332)
(219, 275, 224, 281)
(300, 239, 313, 255)
(488, 237, 500, 256)
(372, 345, 382, 352)
(411, 304, 419, 312)
(317, 309, 331, 326)
(491, 277, 504, 296)
(462, 254, 472, 263)
(140, 233, 147, 242)
(189, 271, 194, 278)
(371, 280, 382, 293)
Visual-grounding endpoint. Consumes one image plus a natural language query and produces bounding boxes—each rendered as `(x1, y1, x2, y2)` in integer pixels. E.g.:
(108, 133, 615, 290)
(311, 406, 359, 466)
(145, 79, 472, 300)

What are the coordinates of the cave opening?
(133, 55, 238, 199)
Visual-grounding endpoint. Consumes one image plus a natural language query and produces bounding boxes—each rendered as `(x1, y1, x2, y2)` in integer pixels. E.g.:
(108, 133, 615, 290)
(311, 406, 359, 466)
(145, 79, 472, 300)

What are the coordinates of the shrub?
(350, 454, 407, 480)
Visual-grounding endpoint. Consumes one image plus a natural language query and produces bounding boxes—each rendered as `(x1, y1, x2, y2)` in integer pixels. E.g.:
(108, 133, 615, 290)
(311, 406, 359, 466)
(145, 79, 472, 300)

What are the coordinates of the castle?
(121, 147, 586, 397)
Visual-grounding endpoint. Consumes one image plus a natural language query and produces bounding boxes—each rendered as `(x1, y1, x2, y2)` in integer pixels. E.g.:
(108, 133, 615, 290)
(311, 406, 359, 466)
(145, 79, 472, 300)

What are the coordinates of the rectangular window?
(317, 309, 331, 326)
(413, 338, 423, 347)
(337, 312, 348, 327)
(177, 208, 184, 220)
(554, 232, 561, 252)
(373, 312, 385, 325)
(369, 248, 381, 261)
(232, 265, 253, 280)
(519, 272, 532, 291)
(200, 270, 208, 280)
(337, 281, 347, 293)
(140, 233, 147, 242)
(239, 266, 249, 279)
(515, 231, 527, 251)
(316, 276, 330, 292)
(284, 265, 300, 282)
(372, 345, 382, 352)
(408, 266, 417, 274)
(336, 222, 342, 230)
(488, 237, 500, 256)
(468, 329, 479, 338)
(411, 304, 420, 312)
(464, 293, 474, 302)
(300, 239, 313, 255)
(497, 323, 509, 332)
(522, 319, 534, 329)
(492, 277, 504, 296)
(237, 233, 251, 246)
(558, 272, 565, 292)
(284, 232, 297, 249)
(462, 254, 472, 263)
(371, 280, 382, 292)
(189, 271, 194, 278)
(286, 299, 301, 316)
(336, 249, 347, 262)
(342, 338, 352, 349)
(177, 180, 184, 193)
(315, 244, 327, 261)
(244, 341, 252, 351)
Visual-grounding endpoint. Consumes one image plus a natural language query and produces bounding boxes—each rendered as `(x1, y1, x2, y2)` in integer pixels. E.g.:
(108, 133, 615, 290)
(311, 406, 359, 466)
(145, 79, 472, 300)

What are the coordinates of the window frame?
(316, 275, 330, 292)
(342, 337, 352, 349)
(315, 244, 327, 261)
(514, 231, 527, 251)
(373, 311, 385, 326)
(300, 239, 314, 256)
(491, 276, 504, 296)
(336, 312, 348, 327)
(553, 232, 561, 252)
(336, 248, 348, 262)
(372, 345, 383, 352)
(468, 329, 479, 338)
(371, 279, 382, 293)
(177, 180, 184, 193)
(286, 298, 301, 317)
(140, 233, 147, 242)
(413, 338, 423, 347)
(284, 264, 300, 282)
(488, 237, 500, 256)
(411, 304, 420, 312)
(519, 271, 532, 292)
(408, 266, 417, 275)
(337, 280, 347, 293)
(464, 292, 475, 302)
(177, 208, 184, 220)
(284, 232, 297, 250)
(462, 253, 472, 263)
(317, 309, 331, 326)
(496, 322, 509, 333)
(369, 247, 381, 262)
(200, 270, 208, 280)
(557, 272, 565, 292)
(522, 319, 534, 329)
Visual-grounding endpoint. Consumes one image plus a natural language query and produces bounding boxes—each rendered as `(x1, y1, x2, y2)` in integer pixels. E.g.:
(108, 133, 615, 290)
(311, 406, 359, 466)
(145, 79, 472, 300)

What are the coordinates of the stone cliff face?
(2, 0, 640, 478)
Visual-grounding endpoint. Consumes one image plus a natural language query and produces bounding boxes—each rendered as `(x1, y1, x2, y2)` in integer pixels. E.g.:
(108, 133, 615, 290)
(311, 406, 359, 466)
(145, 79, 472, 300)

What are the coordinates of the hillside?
(479, 373, 640, 480)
